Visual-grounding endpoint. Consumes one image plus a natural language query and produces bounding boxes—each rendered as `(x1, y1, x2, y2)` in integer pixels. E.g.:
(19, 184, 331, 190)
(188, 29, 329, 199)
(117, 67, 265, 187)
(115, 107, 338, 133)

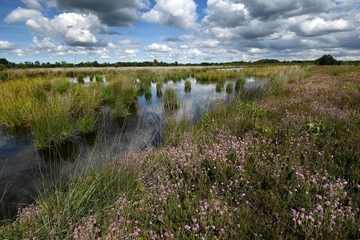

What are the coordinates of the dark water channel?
(0, 77, 263, 222)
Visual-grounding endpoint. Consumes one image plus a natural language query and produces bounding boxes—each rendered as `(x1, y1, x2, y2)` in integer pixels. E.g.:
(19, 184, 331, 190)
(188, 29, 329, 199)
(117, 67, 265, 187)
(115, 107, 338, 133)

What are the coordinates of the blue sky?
(0, 0, 359, 64)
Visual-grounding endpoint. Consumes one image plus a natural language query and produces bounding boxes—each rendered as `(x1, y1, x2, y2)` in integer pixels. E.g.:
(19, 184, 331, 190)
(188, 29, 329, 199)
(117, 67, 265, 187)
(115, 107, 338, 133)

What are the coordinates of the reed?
(215, 82, 223, 92)
(156, 83, 163, 97)
(163, 88, 179, 110)
(184, 80, 191, 92)
(226, 82, 234, 93)
(235, 77, 246, 92)
(94, 74, 103, 83)
(31, 93, 75, 148)
(77, 74, 85, 84)
(111, 96, 130, 118)
(0, 79, 36, 129)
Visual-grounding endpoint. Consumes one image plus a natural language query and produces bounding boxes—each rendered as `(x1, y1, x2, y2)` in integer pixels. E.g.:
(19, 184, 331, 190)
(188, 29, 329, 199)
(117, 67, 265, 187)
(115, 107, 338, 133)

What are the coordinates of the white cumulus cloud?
(141, 0, 198, 30)
(22, 0, 43, 11)
(5, 8, 108, 46)
(0, 41, 17, 51)
(31, 36, 56, 50)
(4, 7, 42, 23)
(144, 43, 173, 52)
(202, 0, 248, 28)
(299, 17, 352, 36)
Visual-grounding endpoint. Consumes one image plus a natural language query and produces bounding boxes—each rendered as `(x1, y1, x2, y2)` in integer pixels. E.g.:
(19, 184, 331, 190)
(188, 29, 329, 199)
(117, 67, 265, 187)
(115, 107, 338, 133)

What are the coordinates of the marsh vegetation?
(1, 65, 360, 239)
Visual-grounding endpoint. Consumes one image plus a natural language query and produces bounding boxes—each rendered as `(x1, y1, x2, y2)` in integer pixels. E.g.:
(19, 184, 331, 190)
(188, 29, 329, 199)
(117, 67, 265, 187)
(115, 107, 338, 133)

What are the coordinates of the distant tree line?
(0, 55, 358, 70)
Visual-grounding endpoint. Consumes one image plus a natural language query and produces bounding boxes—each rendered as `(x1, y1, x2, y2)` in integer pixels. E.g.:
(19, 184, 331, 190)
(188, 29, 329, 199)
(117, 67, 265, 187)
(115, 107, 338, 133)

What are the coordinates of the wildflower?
(316, 204, 323, 212)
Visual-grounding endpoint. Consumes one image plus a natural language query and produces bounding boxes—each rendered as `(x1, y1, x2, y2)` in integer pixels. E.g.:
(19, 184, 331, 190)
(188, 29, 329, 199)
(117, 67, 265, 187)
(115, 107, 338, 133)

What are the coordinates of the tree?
(0, 58, 9, 65)
(315, 55, 340, 65)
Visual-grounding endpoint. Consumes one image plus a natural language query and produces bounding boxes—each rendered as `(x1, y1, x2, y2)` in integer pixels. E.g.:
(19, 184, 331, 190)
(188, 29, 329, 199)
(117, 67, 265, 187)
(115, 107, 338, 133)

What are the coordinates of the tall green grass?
(0, 71, 137, 149)
(184, 80, 191, 92)
(163, 88, 179, 110)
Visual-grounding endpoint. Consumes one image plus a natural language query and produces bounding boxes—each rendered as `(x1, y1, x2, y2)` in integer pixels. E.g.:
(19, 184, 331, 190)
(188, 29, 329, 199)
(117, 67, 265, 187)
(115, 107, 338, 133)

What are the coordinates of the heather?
(1, 65, 360, 239)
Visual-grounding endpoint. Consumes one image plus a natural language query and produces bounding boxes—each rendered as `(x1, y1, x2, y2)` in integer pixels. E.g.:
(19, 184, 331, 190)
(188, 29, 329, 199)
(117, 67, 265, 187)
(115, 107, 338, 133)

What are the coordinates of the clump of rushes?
(110, 88, 137, 118)
(31, 89, 47, 102)
(121, 88, 138, 106)
(31, 93, 75, 148)
(143, 84, 152, 100)
(72, 84, 102, 133)
(226, 82, 234, 93)
(52, 82, 69, 94)
(156, 83, 163, 98)
(95, 74, 103, 83)
(77, 74, 85, 84)
(101, 78, 137, 118)
(184, 80, 191, 92)
(137, 81, 151, 97)
(111, 96, 130, 118)
(101, 80, 123, 103)
(163, 88, 179, 110)
(0, 79, 34, 129)
(76, 114, 96, 133)
(235, 77, 246, 92)
(216, 82, 223, 92)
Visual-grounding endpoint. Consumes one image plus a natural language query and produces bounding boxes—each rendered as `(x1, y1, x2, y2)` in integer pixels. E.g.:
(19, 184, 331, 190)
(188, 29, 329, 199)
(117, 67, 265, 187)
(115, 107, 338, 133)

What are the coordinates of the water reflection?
(0, 77, 264, 222)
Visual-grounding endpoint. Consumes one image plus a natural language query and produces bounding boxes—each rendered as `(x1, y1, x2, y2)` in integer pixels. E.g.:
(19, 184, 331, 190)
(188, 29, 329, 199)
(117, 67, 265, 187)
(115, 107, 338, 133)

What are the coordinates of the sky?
(0, 0, 360, 64)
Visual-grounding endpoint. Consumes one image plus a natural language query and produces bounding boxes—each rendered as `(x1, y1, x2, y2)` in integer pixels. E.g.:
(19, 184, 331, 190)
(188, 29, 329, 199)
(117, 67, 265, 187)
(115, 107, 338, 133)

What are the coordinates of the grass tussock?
(163, 88, 180, 111)
(1, 65, 360, 239)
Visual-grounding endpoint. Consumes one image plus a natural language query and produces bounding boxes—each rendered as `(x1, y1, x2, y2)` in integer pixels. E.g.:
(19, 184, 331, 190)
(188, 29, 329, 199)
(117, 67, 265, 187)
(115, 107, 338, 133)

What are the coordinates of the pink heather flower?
(184, 225, 191, 231)
(316, 204, 323, 212)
